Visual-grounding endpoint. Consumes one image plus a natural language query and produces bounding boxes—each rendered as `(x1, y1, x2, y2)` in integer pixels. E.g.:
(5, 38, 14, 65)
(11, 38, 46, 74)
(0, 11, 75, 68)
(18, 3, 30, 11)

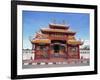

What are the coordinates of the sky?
(22, 11, 90, 49)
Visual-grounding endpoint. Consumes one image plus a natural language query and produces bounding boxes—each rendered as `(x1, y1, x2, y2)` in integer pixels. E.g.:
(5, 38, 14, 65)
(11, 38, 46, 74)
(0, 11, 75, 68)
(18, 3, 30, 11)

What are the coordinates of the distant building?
(22, 49, 32, 53)
(31, 23, 83, 60)
(22, 49, 33, 60)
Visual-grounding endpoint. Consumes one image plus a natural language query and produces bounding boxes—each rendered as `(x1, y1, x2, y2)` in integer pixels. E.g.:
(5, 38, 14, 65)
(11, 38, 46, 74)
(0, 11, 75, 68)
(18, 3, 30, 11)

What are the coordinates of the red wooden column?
(66, 44, 69, 59)
(34, 44, 37, 60)
(48, 44, 51, 59)
(77, 45, 80, 59)
(32, 44, 35, 60)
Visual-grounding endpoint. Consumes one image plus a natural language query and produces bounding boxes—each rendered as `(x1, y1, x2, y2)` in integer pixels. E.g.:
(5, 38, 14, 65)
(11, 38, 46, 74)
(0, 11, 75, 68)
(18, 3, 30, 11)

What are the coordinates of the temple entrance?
(51, 40, 66, 53)
(53, 44, 60, 53)
(50, 40, 67, 58)
(51, 43, 67, 58)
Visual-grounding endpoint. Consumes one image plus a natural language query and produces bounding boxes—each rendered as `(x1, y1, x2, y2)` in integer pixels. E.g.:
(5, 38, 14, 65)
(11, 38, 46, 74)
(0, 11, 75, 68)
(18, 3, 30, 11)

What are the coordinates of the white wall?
(0, 0, 99, 80)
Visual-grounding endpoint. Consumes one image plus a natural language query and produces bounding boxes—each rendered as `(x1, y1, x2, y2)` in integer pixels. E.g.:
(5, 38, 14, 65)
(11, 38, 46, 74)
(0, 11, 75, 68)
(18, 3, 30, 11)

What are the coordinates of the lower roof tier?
(31, 39, 51, 44)
(67, 40, 83, 45)
(31, 39, 83, 45)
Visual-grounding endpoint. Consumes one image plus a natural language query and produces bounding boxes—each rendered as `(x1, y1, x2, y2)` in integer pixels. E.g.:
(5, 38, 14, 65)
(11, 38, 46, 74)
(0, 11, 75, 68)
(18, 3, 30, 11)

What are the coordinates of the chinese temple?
(31, 23, 83, 60)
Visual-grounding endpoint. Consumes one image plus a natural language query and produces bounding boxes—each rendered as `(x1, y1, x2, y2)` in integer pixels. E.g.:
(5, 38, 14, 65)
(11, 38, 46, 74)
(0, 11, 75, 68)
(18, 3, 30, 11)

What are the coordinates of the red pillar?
(66, 44, 69, 59)
(77, 45, 80, 59)
(34, 44, 37, 60)
(48, 44, 50, 59)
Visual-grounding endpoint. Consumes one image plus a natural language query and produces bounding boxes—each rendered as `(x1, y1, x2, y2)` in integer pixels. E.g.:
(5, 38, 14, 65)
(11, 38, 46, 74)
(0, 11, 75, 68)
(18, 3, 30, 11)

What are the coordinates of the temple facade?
(31, 23, 83, 60)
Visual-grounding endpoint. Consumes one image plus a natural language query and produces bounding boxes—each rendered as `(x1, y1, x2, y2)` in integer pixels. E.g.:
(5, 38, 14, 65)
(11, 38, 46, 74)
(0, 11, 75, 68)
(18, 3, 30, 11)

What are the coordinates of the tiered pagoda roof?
(31, 23, 83, 45)
(41, 23, 76, 34)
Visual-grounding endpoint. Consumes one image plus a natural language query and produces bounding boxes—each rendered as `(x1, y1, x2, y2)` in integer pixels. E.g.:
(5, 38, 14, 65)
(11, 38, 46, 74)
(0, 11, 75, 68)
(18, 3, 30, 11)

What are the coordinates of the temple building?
(31, 23, 83, 60)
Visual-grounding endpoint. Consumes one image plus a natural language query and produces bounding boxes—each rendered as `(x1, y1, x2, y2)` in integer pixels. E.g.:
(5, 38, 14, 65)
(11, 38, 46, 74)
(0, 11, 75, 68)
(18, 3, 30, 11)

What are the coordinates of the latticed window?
(69, 47, 78, 54)
(71, 47, 77, 52)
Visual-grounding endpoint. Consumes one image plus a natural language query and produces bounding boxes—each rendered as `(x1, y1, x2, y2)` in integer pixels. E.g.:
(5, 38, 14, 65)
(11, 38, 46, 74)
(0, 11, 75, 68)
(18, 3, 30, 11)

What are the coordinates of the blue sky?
(22, 11, 90, 49)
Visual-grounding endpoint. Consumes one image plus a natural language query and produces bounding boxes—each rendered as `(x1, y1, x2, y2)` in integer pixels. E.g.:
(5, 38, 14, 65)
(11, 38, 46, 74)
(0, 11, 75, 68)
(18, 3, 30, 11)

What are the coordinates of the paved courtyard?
(22, 59, 89, 69)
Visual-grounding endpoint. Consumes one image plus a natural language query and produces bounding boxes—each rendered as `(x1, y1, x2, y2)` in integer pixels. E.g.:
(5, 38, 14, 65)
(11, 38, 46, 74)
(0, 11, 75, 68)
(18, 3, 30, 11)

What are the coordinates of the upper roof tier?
(41, 28, 76, 35)
(49, 23, 69, 29)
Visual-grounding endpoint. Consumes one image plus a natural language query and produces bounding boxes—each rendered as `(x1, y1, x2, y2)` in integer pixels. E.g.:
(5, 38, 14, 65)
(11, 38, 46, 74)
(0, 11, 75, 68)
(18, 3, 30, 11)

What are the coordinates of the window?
(69, 47, 78, 54)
